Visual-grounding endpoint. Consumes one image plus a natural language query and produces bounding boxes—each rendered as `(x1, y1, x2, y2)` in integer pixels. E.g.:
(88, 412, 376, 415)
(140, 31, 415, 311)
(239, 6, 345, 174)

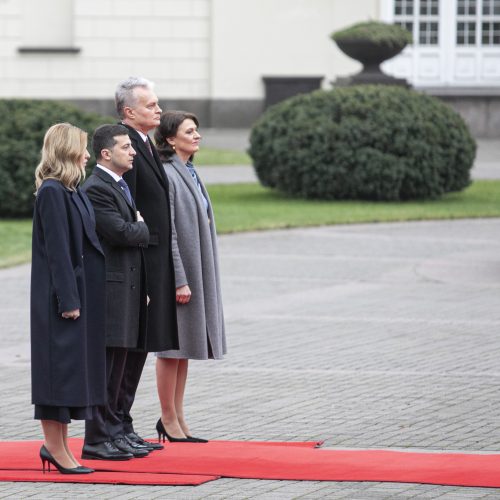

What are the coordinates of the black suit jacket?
(83, 167, 150, 349)
(122, 124, 179, 352)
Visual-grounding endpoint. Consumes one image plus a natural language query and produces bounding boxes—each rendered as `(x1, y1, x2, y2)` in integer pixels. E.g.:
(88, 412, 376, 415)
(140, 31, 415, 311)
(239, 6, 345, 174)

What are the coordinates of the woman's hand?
(176, 285, 191, 304)
(62, 309, 80, 320)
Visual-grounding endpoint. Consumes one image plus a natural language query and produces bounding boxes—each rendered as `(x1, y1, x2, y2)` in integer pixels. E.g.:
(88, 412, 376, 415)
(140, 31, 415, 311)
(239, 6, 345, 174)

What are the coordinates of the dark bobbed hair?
(92, 124, 130, 160)
(154, 110, 199, 162)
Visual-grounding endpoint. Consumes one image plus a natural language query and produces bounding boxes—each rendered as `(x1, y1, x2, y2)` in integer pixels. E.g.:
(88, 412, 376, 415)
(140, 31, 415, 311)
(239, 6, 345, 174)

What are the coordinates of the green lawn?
(1, 180, 499, 268)
(0, 219, 32, 268)
(209, 180, 500, 233)
(195, 148, 251, 165)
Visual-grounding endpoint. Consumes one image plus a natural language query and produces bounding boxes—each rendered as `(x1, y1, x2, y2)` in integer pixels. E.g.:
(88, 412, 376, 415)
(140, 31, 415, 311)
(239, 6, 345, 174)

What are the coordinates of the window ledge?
(418, 86, 500, 97)
(18, 47, 81, 54)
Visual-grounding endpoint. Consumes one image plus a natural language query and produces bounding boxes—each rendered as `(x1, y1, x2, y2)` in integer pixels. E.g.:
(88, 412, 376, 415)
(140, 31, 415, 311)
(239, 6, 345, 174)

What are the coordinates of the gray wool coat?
(156, 154, 226, 360)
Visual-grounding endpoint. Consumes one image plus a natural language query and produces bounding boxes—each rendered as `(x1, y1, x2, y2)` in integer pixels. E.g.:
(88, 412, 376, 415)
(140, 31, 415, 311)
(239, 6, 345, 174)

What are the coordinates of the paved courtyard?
(1, 216, 500, 498)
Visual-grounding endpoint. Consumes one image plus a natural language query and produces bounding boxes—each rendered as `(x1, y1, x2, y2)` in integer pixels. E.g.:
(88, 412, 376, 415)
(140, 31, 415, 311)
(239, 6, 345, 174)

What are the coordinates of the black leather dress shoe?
(123, 434, 153, 451)
(126, 432, 164, 451)
(81, 441, 133, 461)
(113, 437, 149, 458)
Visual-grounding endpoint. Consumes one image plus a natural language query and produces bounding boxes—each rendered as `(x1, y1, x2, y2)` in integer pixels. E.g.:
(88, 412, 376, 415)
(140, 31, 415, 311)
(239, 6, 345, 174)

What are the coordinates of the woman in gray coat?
(153, 111, 226, 443)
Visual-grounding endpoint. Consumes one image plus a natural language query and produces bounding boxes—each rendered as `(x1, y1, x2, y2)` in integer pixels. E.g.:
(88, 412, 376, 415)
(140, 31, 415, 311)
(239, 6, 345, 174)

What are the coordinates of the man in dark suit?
(81, 124, 156, 460)
(114, 77, 179, 446)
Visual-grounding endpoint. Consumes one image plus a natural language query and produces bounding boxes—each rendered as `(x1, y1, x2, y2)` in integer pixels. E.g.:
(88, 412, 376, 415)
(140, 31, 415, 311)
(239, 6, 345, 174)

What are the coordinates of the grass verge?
(1, 180, 499, 267)
(195, 148, 251, 165)
(209, 180, 500, 233)
(0, 219, 32, 268)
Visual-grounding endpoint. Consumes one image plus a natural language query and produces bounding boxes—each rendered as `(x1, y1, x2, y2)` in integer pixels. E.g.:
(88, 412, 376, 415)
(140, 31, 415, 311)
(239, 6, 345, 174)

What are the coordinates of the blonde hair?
(35, 123, 88, 193)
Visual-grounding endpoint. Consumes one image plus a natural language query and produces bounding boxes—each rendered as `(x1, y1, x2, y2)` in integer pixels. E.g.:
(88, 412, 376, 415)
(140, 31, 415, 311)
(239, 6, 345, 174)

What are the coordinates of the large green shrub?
(249, 85, 476, 201)
(0, 100, 113, 217)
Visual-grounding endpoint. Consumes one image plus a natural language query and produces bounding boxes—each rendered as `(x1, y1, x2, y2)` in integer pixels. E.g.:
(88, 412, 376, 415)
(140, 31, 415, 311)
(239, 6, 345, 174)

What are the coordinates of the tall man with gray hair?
(112, 77, 179, 450)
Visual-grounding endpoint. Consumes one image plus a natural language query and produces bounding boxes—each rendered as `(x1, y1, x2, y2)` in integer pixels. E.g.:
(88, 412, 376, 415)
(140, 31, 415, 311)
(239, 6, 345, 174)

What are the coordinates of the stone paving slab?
(1, 219, 500, 498)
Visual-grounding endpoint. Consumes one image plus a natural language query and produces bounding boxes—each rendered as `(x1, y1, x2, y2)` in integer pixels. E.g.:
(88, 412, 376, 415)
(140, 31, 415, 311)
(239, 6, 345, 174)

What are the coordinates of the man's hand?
(62, 308, 80, 320)
(176, 285, 191, 304)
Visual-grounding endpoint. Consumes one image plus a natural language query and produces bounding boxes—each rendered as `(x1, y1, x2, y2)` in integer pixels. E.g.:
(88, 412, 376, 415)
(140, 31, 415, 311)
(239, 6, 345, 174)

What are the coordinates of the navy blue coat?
(30, 179, 106, 408)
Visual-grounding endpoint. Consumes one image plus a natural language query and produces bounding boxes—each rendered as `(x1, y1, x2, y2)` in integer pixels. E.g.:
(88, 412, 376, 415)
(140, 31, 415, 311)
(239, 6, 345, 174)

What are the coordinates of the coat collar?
(92, 167, 136, 212)
(71, 188, 104, 255)
(169, 154, 194, 185)
(121, 123, 168, 190)
(166, 155, 213, 216)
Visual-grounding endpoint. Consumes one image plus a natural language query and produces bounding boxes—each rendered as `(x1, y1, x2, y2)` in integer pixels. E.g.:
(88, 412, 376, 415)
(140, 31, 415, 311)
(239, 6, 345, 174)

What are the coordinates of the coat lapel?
(93, 167, 136, 215)
(123, 124, 169, 191)
(72, 189, 104, 255)
(169, 155, 209, 211)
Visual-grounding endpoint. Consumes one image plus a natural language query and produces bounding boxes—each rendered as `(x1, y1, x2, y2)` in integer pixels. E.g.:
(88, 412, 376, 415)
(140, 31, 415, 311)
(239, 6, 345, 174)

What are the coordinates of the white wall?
(0, 0, 212, 99)
(210, 0, 380, 98)
(0, 0, 380, 100)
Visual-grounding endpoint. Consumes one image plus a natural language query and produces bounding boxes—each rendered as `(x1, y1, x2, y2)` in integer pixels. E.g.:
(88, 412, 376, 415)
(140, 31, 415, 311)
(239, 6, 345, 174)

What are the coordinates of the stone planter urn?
(331, 21, 412, 87)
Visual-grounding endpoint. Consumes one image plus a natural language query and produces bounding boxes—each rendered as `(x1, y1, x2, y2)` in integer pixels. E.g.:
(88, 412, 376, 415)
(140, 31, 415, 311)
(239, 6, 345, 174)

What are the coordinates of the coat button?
(130, 266, 136, 271)
(131, 285, 136, 290)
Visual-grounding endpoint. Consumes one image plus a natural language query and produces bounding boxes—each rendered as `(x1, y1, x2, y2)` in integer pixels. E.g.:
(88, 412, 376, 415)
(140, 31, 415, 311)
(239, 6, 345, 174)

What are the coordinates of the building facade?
(0, 0, 498, 135)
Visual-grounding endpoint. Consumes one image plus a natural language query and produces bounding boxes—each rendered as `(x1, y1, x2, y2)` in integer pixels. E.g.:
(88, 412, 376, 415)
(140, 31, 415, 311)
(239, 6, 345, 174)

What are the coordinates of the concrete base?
(67, 98, 263, 129)
(433, 96, 500, 139)
(334, 73, 410, 88)
(65, 92, 500, 138)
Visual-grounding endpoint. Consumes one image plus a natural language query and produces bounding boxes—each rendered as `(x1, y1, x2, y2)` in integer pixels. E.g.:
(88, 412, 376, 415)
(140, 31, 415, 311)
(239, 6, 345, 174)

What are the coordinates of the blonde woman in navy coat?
(31, 123, 106, 474)
(153, 111, 226, 443)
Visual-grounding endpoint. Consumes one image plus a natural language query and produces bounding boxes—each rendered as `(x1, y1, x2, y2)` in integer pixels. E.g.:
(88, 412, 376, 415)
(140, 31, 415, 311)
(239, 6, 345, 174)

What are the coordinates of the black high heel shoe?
(186, 435, 208, 443)
(40, 445, 94, 474)
(156, 418, 193, 443)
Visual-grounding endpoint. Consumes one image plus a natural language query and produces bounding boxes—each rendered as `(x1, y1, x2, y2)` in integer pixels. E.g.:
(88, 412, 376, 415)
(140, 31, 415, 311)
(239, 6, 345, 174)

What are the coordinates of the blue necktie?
(117, 178, 133, 205)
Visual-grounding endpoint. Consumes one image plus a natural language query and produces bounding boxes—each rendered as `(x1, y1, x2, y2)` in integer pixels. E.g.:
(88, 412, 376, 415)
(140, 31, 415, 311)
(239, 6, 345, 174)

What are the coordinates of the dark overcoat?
(31, 179, 106, 408)
(122, 124, 178, 352)
(82, 167, 150, 349)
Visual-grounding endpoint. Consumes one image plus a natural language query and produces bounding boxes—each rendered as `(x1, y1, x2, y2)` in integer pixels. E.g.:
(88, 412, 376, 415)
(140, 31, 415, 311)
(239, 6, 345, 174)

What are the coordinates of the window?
(383, 0, 500, 85)
(456, 0, 500, 45)
(394, 0, 414, 40)
(482, 0, 500, 44)
(394, 0, 439, 45)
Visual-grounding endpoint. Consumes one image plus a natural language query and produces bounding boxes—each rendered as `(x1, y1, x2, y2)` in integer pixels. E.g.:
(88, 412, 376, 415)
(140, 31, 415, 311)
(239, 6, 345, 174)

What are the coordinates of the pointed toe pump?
(156, 418, 193, 443)
(40, 445, 94, 474)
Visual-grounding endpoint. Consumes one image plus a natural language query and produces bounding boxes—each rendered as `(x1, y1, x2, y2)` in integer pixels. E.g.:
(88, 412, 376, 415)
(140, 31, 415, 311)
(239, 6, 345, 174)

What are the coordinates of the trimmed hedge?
(331, 21, 412, 49)
(248, 85, 476, 201)
(0, 100, 113, 217)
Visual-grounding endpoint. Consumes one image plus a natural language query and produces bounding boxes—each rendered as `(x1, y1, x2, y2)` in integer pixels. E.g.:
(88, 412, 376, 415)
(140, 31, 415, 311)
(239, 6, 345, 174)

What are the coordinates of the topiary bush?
(249, 85, 476, 201)
(0, 100, 114, 217)
(331, 21, 412, 49)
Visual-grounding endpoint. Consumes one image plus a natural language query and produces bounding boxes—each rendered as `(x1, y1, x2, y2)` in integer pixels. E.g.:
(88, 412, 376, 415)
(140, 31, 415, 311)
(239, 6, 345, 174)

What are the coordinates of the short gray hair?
(115, 76, 155, 118)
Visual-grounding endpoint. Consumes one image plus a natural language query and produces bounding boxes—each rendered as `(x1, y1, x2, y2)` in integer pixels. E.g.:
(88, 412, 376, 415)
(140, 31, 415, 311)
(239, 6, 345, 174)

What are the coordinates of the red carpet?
(1, 439, 500, 488)
(0, 470, 217, 485)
